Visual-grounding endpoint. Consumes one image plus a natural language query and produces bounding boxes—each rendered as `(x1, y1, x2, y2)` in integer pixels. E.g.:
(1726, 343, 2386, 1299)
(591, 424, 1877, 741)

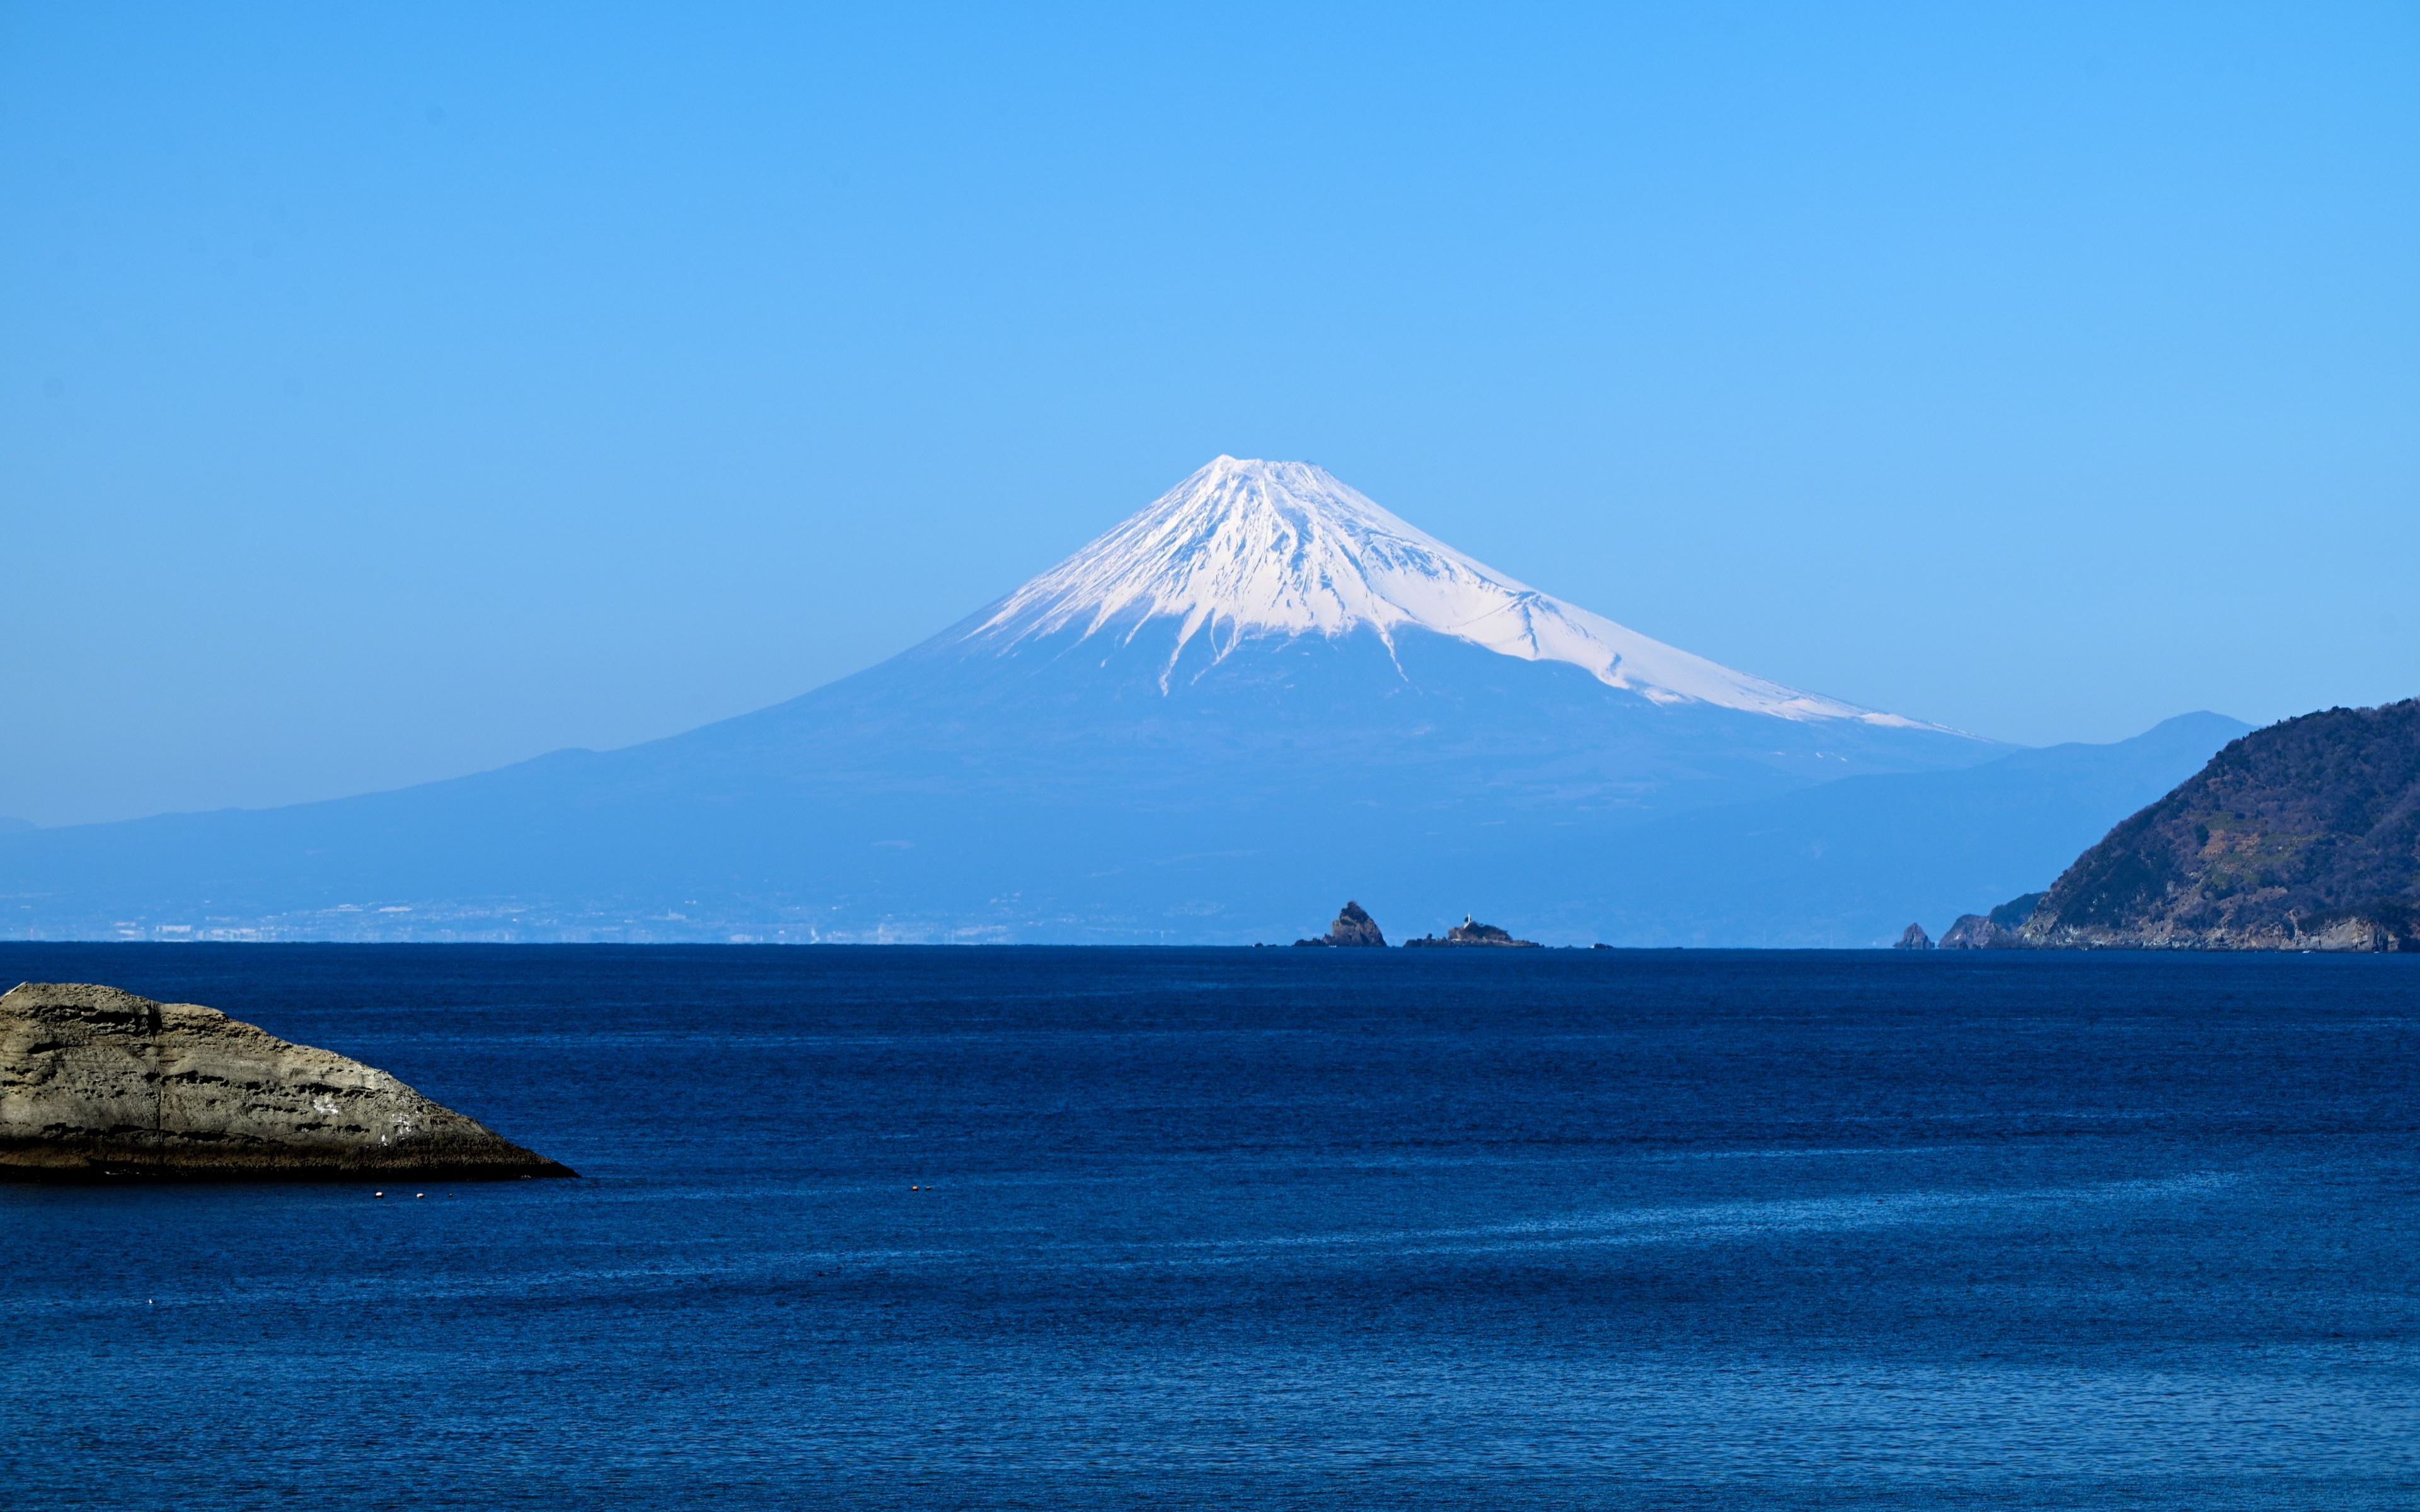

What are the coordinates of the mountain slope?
(2020, 700, 2420, 951)
(0, 457, 1999, 943)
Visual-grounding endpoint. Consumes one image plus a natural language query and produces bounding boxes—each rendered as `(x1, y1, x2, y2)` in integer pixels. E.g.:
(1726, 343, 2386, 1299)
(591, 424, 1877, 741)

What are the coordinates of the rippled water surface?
(5, 944, 2417, 1509)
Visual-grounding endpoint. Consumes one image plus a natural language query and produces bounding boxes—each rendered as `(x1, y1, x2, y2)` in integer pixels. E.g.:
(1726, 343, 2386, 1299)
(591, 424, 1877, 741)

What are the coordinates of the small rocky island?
(1294, 900, 1388, 947)
(0, 982, 574, 1181)
(1403, 915, 1540, 948)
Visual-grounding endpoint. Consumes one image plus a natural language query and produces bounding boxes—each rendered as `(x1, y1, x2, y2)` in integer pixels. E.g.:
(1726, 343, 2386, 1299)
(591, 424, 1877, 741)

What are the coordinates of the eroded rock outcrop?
(1938, 893, 2044, 949)
(1894, 923, 1934, 950)
(1294, 900, 1388, 948)
(0, 982, 574, 1180)
(1939, 914, 2023, 949)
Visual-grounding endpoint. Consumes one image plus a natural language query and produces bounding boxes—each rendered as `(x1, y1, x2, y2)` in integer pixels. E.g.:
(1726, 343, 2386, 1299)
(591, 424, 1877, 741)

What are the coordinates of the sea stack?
(1294, 900, 1388, 947)
(0, 982, 574, 1181)
(1895, 923, 1934, 950)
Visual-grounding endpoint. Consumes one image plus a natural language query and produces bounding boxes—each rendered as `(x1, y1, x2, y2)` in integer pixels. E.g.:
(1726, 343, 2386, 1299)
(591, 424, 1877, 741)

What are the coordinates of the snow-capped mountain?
(972, 456, 1920, 724)
(0, 457, 2012, 944)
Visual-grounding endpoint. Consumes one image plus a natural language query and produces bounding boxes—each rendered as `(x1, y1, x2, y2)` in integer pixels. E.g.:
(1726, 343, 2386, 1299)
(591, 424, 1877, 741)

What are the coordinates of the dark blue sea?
(5, 946, 2417, 1510)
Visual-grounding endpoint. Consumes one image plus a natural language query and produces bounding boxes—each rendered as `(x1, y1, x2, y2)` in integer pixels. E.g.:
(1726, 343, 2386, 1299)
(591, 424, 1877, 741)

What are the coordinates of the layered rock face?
(1294, 901, 1388, 948)
(1404, 916, 1541, 948)
(0, 982, 574, 1179)
(2020, 701, 2420, 951)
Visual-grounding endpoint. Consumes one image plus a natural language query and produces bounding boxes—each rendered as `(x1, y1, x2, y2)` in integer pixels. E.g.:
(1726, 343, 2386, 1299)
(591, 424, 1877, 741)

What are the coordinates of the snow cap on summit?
(970, 456, 1923, 726)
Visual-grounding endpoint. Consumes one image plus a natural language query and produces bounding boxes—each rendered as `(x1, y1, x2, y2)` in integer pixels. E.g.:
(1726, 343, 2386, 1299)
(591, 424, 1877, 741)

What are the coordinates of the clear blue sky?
(5, 2, 2414, 825)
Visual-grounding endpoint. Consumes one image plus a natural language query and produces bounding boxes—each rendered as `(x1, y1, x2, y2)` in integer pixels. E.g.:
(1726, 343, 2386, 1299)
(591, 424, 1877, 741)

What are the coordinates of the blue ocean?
(4, 945, 2416, 1509)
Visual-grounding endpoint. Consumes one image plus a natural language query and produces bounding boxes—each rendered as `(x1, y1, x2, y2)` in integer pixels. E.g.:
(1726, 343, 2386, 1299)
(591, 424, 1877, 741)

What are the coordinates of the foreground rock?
(0, 982, 575, 1181)
(2020, 700, 2420, 951)
(1404, 915, 1540, 948)
(1294, 900, 1387, 948)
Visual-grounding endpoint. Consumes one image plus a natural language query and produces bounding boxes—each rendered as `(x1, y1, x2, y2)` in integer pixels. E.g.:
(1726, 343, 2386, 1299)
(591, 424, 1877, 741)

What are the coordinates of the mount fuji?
(971, 457, 1923, 724)
(6, 457, 2030, 942)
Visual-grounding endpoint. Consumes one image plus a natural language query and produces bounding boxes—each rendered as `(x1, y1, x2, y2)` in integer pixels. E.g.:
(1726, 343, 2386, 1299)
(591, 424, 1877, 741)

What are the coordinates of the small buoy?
(374, 1191, 384, 1198)
(415, 1193, 425, 1199)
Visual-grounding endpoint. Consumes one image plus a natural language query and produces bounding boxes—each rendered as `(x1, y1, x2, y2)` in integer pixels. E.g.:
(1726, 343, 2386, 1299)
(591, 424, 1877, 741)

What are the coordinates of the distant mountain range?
(0, 457, 2240, 945)
(1465, 711, 2252, 948)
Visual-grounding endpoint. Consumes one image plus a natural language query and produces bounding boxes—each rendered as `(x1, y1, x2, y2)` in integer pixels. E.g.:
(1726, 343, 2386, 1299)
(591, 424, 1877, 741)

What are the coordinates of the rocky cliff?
(1940, 914, 2022, 949)
(2020, 701, 2420, 951)
(0, 982, 575, 1179)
